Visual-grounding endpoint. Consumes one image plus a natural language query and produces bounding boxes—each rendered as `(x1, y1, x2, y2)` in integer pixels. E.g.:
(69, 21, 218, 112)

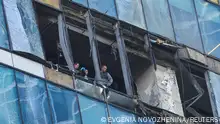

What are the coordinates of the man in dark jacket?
(100, 65, 113, 87)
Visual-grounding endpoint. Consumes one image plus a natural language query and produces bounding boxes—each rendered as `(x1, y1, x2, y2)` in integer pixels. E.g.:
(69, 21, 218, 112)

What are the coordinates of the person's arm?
(107, 73, 113, 86)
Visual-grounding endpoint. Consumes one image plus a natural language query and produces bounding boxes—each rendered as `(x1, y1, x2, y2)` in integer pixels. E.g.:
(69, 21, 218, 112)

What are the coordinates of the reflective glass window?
(209, 72, 220, 116)
(109, 105, 138, 124)
(0, 0, 9, 49)
(88, 0, 117, 17)
(15, 71, 52, 124)
(3, 0, 44, 59)
(0, 65, 21, 124)
(169, 0, 203, 52)
(115, 0, 146, 29)
(142, 0, 174, 40)
(78, 94, 108, 124)
(72, 0, 88, 7)
(195, 0, 220, 58)
(47, 84, 82, 124)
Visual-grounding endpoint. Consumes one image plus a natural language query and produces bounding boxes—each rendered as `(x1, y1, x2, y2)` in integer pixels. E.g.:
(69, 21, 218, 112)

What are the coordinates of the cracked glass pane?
(195, 0, 220, 58)
(78, 94, 108, 124)
(47, 84, 82, 124)
(115, 0, 146, 29)
(209, 72, 220, 117)
(15, 71, 52, 124)
(109, 105, 138, 124)
(88, 0, 117, 17)
(0, 0, 9, 49)
(142, 0, 174, 40)
(0, 65, 21, 124)
(3, 0, 44, 59)
(71, 0, 88, 7)
(169, 0, 204, 52)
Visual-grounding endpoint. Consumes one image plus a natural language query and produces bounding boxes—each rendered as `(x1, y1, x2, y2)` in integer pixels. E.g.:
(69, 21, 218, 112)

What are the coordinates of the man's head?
(74, 63, 80, 69)
(101, 65, 107, 72)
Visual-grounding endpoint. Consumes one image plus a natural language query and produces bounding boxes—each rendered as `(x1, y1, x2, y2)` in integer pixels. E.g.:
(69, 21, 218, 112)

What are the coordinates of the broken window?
(36, 0, 60, 9)
(169, 0, 203, 52)
(195, 0, 220, 58)
(88, 0, 117, 18)
(3, 0, 44, 59)
(176, 62, 214, 117)
(0, 0, 9, 49)
(142, 0, 174, 40)
(115, 0, 146, 29)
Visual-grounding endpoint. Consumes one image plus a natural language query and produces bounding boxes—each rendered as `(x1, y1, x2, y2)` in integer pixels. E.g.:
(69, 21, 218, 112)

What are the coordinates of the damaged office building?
(0, 0, 220, 123)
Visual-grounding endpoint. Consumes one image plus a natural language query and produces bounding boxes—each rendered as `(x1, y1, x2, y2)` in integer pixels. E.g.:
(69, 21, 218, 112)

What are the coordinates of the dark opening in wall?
(97, 42, 125, 93)
(35, 3, 68, 68)
(68, 29, 95, 78)
(176, 62, 214, 117)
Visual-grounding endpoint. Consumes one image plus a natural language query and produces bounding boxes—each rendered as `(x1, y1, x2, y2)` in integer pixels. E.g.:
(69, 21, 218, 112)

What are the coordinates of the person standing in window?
(74, 63, 80, 75)
(100, 65, 113, 87)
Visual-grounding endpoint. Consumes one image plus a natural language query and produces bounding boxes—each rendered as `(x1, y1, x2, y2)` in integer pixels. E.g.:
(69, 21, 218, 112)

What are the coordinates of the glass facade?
(88, 0, 117, 17)
(142, 0, 174, 40)
(0, 65, 21, 124)
(195, 0, 220, 58)
(72, 0, 88, 7)
(115, 0, 146, 29)
(3, 0, 44, 59)
(208, 72, 220, 117)
(78, 94, 108, 124)
(0, 0, 9, 49)
(15, 71, 52, 124)
(169, 0, 204, 52)
(47, 84, 82, 124)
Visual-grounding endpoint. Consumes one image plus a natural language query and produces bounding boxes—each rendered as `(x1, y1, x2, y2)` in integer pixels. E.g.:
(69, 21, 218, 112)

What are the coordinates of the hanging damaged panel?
(135, 64, 184, 116)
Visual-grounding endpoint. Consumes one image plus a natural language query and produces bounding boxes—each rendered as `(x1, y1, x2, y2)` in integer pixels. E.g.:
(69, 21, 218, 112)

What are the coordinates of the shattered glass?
(169, 0, 204, 52)
(142, 0, 174, 40)
(15, 71, 52, 124)
(0, 0, 9, 49)
(78, 94, 108, 124)
(208, 72, 220, 117)
(71, 0, 88, 7)
(88, 0, 117, 17)
(195, 0, 220, 58)
(109, 105, 138, 124)
(47, 84, 82, 124)
(0, 65, 21, 124)
(3, 0, 44, 59)
(115, 0, 146, 29)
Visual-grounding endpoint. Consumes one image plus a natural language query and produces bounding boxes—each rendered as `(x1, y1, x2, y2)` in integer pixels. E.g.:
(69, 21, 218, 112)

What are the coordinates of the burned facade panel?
(136, 65, 184, 116)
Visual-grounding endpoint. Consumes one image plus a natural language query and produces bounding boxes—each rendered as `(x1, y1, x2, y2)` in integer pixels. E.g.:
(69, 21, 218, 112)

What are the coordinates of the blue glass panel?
(142, 0, 174, 40)
(3, 0, 44, 59)
(88, 0, 117, 17)
(169, 0, 203, 52)
(0, 65, 21, 124)
(72, 0, 88, 7)
(47, 84, 82, 124)
(0, 0, 9, 49)
(209, 72, 220, 117)
(109, 105, 138, 124)
(78, 94, 108, 124)
(195, 0, 220, 58)
(15, 71, 51, 124)
(115, 0, 146, 29)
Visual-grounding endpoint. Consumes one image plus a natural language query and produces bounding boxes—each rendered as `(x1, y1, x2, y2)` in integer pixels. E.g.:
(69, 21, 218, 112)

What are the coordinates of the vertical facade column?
(58, 14, 74, 71)
(114, 23, 133, 96)
(85, 11, 102, 82)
